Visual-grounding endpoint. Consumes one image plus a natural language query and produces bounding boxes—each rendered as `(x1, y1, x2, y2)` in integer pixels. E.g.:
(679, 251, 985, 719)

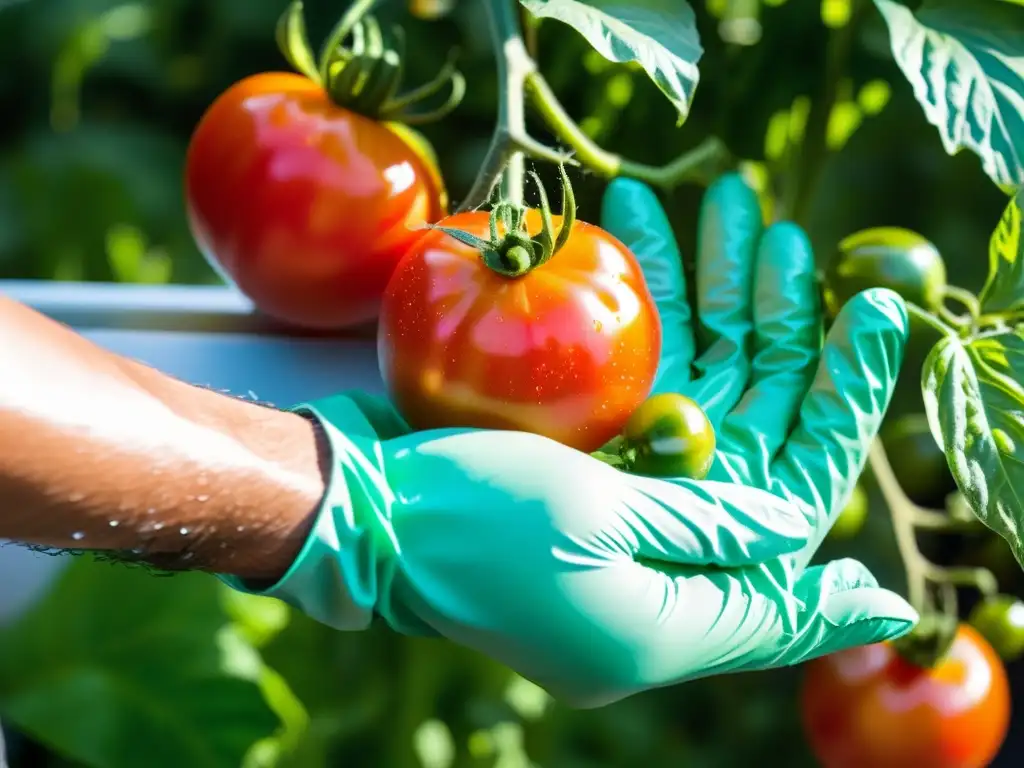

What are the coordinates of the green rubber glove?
(224, 174, 917, 708)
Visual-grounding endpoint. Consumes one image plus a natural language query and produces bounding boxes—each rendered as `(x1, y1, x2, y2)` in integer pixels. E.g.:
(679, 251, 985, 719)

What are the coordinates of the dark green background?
(0, 0, 1020, 765)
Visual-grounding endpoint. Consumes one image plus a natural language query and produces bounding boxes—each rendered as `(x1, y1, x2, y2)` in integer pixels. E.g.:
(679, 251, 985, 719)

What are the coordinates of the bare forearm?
(0, 294, 328, 581)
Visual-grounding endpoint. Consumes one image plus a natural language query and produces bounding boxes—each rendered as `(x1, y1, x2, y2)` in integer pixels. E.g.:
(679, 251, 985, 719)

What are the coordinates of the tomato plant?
(619, 393, 715, 479)
(378, 166, 661, 453)
(185, 1, 461, 330)
(801, 624, 1011, 768)
(11, 0, 1024, 766)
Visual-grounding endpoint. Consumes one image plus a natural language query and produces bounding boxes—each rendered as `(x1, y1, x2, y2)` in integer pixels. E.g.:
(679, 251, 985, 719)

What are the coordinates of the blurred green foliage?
(0, 0, 1021, 766)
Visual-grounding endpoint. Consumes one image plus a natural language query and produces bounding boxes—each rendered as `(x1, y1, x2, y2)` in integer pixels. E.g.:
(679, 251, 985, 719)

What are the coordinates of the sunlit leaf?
(0, 560, 280, 768)
(923, 330, 1024, 568)
(979, 189, 1024, 313)
(874, 0, 1024, 188)
(519, 0, 702, 123)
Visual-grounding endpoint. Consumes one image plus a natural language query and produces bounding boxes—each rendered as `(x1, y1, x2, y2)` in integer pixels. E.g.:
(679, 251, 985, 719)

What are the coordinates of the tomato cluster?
(184, 5, 683, 456)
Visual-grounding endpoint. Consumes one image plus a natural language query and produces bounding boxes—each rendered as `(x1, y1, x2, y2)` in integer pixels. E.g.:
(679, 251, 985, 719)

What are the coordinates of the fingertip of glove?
(705, 172, 759, 211)
(836, 287, 910, 339)
(602, 178, 658, 217)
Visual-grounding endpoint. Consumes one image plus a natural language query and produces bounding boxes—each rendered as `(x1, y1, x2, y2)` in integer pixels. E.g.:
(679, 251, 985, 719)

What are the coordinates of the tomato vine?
(459, 0, 732, 211)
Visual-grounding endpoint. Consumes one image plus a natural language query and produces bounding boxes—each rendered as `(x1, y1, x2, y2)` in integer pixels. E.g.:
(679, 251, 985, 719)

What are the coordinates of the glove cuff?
(217, 394, 396, 631)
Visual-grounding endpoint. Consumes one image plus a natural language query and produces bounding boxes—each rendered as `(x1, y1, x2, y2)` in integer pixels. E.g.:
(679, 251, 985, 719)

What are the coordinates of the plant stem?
(459, 0, 536, 210)
(868, 440, 930, 612)
(867, 440, 999, 619)
(459, 0, 732, 212)
(524, 72, 732, 189)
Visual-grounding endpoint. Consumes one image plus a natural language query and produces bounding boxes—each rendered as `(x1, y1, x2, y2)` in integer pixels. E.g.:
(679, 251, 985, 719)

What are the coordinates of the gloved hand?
(224, 174, 917, 708)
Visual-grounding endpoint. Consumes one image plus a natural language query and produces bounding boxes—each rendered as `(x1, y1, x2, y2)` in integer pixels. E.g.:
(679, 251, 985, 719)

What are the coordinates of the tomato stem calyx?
(276, 0, 465, 125)
(432, 163, 577, 278)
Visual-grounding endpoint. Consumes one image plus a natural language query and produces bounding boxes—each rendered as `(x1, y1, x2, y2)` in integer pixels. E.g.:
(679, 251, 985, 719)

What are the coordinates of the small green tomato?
(969, 594, 1024, 662)
(823, 227, 946, 318)
(828, 483, 869, 540)
(620, 393, 716, 479)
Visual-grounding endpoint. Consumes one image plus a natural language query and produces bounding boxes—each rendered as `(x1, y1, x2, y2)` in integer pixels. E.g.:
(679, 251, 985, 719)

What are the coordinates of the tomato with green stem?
(378, 165, 661, 454)
(969, 594, 1024, 662)
(801, 623, 1010, 768)
(185, 0, 463, 330)
(619, 394, 715, 479)
(823, 227, 947, 318)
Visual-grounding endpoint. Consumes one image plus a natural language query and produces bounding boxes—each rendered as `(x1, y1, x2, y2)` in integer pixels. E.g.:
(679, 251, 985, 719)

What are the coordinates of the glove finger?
(601, 179, 696, 390)
(768, 558, 918, 667)
(682, 174, 763, 427)
(624, 475, 813, 567)
(769, 288, 908, 566)
(710, 222, 821, 485)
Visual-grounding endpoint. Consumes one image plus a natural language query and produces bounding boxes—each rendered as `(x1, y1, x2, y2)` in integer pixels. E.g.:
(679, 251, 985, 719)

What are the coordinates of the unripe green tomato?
(823, 227, 947, 318)
(829, 483, 868, 540)
(969, 594, 1024, 662)
(621, 393, 716, 479)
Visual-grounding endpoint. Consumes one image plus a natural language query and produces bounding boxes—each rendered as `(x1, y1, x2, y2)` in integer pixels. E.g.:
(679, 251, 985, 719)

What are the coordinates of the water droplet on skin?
(71, 531, 85, 541)
(236, 525, 246, 533)
(68, 492, 85, 503)
(109, 520, 119, 528)
(153, 522, 165, 531)
(196, 494, 210, 502)
(180, 527, 190, 535)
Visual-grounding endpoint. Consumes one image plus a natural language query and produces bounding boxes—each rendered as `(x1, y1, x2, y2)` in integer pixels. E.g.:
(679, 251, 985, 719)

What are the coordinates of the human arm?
(0, 292, 327, 581)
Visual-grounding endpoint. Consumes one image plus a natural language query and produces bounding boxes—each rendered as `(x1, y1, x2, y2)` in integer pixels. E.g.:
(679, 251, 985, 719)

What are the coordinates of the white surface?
(0, 282, 383, 624)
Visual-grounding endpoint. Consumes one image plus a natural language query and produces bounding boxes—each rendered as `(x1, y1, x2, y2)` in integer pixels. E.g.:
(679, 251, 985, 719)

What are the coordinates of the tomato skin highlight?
(185, 72, 446, 330)
(378, 211, 662, 453)
(801, 624, 1010, 768)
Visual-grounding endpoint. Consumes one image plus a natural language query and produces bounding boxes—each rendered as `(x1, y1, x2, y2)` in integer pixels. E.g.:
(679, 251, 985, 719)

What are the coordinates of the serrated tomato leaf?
(0, 559, 281, 768)
(980, 189, 1024, 313)
(873, 0, 1024, 189)
(922, 331, 1024, 568)
(519, 0, 702, 123)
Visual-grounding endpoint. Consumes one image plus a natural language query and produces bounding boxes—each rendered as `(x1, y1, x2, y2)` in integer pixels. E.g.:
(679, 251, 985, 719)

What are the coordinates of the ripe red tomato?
(801, 624, 1010, 768)
(377, 211, 662, 453)
(185, 72, 447, 330)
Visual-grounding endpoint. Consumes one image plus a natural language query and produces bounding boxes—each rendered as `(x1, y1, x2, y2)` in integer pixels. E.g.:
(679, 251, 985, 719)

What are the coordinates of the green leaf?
(873, 0, 1024, 188)
(922, 330, 1024, 568)
(980, 189, 1024, 313)
(519, 0, 702, 123)
(0, 559, 281, 768)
